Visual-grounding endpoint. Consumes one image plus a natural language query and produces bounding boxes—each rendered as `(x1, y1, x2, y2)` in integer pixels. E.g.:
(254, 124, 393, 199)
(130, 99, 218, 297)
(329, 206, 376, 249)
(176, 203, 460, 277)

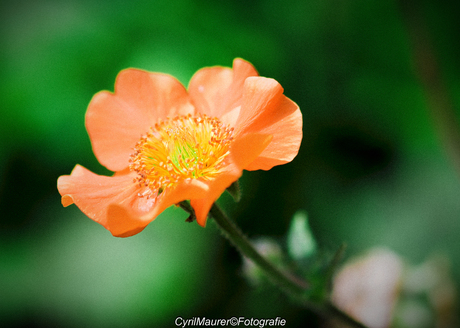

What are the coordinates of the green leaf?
(287, 211, 317, 260)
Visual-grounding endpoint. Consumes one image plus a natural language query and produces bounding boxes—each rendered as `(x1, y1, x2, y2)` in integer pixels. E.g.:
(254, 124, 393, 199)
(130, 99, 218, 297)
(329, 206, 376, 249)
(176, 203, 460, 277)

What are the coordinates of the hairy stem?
(179, 201, 367, 327)
(209, 203, 308, 297)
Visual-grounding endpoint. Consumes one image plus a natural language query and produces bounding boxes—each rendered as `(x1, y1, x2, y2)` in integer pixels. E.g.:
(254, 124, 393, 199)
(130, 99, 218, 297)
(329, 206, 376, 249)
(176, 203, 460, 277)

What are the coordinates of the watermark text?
(175, 317, 286, 328)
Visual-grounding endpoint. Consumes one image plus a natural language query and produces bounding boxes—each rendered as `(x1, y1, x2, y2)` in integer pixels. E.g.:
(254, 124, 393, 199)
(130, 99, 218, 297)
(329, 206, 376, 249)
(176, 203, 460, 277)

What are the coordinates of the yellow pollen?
(129, 113, 234, 198)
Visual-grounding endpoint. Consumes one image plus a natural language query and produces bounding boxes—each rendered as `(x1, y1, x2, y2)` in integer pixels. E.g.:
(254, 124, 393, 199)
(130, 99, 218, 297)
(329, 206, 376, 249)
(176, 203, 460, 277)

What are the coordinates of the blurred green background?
(1, 0, 459, 327)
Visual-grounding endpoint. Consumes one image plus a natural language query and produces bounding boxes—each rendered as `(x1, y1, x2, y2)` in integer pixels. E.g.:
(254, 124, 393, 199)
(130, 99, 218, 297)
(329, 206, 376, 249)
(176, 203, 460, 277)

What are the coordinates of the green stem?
(209, 203, 308, 297)
(206, 202, 368, 328)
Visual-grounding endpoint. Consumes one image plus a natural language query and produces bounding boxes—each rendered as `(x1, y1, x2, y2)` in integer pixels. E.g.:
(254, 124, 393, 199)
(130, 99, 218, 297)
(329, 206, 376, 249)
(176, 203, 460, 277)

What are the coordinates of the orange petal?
(230, 133, 273, 170)
(191, 133, 272, 227)
(149, 178, 210, 221)
(190, 198, 215, 227)
(57, 165, 156, 236)
(235, 77, 302, 171)
(188, 58, 258, 126)
(104, 205, 151, 237)
(86, 69, 193, 172)
(190, 171, 239, 227)
(105, 177, 209, 237)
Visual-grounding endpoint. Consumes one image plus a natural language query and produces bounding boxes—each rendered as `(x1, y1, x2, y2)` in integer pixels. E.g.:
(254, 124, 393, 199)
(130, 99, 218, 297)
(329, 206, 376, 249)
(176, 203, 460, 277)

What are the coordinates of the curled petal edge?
(58, 165, 210, 237)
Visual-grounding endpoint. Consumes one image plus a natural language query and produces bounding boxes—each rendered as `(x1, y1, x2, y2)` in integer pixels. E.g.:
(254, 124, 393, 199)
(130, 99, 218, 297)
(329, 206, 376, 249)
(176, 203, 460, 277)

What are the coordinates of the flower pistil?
(129, 113, 234, 198)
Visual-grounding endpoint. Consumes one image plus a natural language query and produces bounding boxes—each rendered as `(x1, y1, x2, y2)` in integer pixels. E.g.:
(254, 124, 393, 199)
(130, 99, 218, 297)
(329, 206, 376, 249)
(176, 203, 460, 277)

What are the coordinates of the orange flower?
(58, 59, 302, 237)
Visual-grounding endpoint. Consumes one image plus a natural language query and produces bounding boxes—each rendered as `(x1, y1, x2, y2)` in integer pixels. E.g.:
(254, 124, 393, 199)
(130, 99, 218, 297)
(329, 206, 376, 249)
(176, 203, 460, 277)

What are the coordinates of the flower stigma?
(129, 114, 234, 198)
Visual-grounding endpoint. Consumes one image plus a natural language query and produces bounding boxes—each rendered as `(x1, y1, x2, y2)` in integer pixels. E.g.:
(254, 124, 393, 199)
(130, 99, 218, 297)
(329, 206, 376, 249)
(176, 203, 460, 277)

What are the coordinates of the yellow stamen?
(129, 114, 234, 198)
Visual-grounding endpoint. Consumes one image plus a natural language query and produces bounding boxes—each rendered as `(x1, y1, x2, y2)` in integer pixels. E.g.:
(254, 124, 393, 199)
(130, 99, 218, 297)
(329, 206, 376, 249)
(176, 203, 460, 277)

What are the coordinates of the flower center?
(129, 114, 234, 198)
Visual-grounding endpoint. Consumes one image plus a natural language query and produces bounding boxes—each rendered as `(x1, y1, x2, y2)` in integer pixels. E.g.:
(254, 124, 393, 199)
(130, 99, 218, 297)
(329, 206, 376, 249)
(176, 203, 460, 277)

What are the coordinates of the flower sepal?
(226, 180, 241, 202)
(177, 200, 197, 223)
